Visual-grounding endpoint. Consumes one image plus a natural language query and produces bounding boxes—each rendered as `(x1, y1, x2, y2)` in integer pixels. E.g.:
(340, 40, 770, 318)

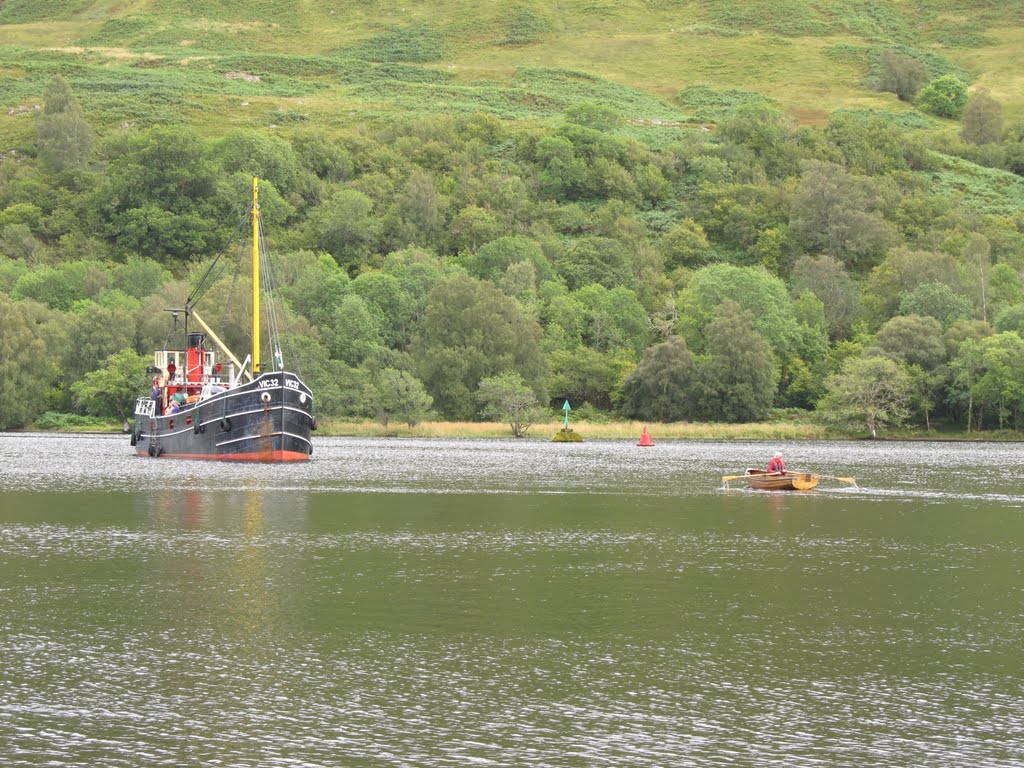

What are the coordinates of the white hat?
(774, 452, 783, 458)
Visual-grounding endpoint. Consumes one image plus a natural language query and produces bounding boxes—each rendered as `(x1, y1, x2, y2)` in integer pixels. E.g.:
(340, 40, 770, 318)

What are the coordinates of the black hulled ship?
(131, 178, 314, 462)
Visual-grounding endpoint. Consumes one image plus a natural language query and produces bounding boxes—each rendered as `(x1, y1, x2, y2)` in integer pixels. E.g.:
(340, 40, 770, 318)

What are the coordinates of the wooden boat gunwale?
(743, 468, 819, 491)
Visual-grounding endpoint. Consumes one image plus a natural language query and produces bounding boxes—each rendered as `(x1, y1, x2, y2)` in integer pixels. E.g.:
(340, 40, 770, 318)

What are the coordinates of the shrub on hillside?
(877, 49, 929, 102)
(916, 76, 968, 119)
(503, 8, 550, 45)
(960, 89, 1003, 145)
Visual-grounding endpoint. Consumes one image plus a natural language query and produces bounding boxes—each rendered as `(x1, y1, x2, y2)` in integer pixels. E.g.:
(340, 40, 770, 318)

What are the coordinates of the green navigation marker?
(552, 399, 581, 442)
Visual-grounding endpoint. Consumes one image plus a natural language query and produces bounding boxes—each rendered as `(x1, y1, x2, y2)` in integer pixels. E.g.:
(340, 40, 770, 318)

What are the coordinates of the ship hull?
(133, 372, 314, 462)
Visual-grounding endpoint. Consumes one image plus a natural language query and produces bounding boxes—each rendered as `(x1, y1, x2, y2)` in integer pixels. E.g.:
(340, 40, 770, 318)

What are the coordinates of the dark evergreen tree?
(620, 337, 698, 422)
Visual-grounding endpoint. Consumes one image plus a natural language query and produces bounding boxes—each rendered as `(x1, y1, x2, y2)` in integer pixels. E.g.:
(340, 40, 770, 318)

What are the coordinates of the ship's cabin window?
(154, 350, 181, 381)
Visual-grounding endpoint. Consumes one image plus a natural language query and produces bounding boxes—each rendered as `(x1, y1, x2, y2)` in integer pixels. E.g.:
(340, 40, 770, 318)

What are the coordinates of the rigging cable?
(160, 311, 181, 353)
(256, 217, 303, 379)
(186, 203, 249, 309)
(217, 234, 246, 346)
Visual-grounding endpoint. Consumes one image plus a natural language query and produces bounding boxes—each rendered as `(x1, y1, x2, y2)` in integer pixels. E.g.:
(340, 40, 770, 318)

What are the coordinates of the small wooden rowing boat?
(744, 468, 819, 491)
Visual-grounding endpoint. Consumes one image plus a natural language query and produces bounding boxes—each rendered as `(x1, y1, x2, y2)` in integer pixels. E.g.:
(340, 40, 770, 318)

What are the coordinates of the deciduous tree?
(817, 355, 913, 438)
(412, 275, 547, 419)
(555, 237, 634, 291)
(477, 371, 548, 437)
(470, 236, 553, 285)
(916, 76, 969, 119)
(311, 189, 380, 271)
(37, 75, 92, 173)
(660, 218, 712, 270)
(960, 89, 1003, 145)
(70, 348, 150, 419)
(874, 314, 947, 371)
(898, 282, 973, 328)
(695, 301, 779, 423)
(877, 49, 929, 102)
(574, 284, 651, 358)
(790, 255, 861, 340)
(862, 247, 961, 327)
(0, 295, 58, 429)
(548, 347, 629, 411)
(58, 302, 138, 408)
(363, 368, 433, 430)
(350, 271, 412, 347)
(677, 263, 809, 362)
(973, 332, 1024, 429)
(212, 130, 302, 197)
(326, 294, 383, 366)
(789, 160, 893, 271)
(95, 126, 223, 260)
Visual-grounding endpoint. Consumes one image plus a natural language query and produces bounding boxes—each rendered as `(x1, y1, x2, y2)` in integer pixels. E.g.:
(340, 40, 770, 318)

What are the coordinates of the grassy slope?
(1, 1, 1022, 132)
(0, 1, 1022, 209)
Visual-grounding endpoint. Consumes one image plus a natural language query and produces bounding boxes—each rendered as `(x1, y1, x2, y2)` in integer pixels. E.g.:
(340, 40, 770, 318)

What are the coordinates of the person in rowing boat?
(767, 451, 787, 476)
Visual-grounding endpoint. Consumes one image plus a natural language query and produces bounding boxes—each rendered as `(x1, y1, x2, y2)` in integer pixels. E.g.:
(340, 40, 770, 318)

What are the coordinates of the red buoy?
(637, 425, 654, 447)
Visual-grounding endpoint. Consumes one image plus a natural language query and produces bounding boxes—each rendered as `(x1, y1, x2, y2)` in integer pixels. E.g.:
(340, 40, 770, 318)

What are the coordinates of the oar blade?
(791, 473, 819, 490)
(721, 475, 744, 482)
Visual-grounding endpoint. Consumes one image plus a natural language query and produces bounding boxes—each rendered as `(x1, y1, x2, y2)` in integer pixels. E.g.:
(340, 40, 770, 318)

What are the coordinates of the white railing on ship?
(135, 397, 155, 417)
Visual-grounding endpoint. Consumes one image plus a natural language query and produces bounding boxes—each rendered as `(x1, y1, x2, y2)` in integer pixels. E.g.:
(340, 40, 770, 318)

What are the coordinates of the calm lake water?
(1, 433, 1023, 767)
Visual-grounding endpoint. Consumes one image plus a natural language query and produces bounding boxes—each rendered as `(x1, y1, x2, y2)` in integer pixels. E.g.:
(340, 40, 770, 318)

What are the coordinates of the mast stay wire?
(186, 207, 249, 309)
(256, 217, 303, 378)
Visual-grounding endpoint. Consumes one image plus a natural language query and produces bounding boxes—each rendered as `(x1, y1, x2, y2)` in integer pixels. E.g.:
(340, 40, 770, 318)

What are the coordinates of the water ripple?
(2, 434, 1024, 766)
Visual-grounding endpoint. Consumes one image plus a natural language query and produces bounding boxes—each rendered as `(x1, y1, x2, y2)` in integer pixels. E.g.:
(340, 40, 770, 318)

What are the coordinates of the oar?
(793, 472, 857, 484)
(820, 475, 857, 484)
(721, 474, 746, 482)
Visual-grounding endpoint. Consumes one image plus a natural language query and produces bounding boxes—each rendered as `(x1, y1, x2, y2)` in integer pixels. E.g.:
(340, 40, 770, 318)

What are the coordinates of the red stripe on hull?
(136, 449, 309, 462)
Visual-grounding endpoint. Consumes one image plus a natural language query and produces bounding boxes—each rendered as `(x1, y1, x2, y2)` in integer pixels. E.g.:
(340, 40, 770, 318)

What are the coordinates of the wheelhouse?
(148, 333, 238, 416)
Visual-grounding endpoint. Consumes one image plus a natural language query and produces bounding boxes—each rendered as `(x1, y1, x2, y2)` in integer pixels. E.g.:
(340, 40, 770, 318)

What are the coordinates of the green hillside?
(3, 1, 1024, 437)
(1, 0, 1022, 142)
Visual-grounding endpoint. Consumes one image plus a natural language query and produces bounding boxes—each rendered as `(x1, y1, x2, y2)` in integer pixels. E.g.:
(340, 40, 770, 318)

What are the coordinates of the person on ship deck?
(150, 377, 163, 415)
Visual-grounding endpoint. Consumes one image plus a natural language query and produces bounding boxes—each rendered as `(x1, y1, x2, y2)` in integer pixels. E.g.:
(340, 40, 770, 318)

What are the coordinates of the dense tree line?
(3, 74, 1024, 435)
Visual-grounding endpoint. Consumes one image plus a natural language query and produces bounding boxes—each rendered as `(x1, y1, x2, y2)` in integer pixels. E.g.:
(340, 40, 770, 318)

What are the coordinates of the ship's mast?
(252, 177, 261, 374)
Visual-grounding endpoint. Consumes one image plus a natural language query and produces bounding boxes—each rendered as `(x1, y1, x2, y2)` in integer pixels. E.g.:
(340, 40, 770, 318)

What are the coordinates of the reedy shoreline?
(20, 419, 1024, 442)
(315, 419, 828, 439)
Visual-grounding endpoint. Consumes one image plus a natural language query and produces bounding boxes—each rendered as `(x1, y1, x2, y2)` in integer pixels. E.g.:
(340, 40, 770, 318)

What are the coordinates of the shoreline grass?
(314, 419, 830, 439)
(13, 418, 1024, 442)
